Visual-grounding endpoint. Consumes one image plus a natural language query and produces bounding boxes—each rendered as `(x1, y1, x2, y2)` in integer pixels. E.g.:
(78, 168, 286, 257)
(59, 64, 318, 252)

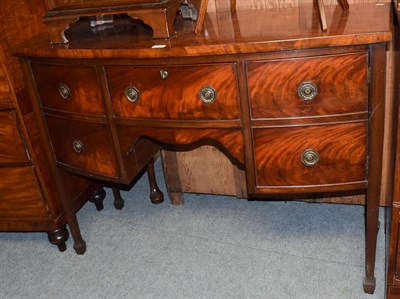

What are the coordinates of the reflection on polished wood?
(15, 3, 391, 58)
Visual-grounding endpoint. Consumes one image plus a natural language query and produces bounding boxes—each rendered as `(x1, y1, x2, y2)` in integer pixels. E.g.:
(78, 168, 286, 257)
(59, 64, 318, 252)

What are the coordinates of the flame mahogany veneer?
(17, 4, 393, 294)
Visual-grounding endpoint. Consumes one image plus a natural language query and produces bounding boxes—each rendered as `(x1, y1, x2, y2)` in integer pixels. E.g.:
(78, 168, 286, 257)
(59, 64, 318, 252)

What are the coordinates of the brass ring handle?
(297, 82, 318, 101)
(58, 84, 71, 100)
(124, 86, 140, 103)
(199, 86, 216, 103)
(72, 139, 84, 153)
(160, 70, 169, 79)
(301, 149, 319, 167)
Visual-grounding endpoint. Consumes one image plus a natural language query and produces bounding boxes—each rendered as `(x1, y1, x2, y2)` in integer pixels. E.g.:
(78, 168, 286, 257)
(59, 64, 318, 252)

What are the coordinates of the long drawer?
(106, 63, 240, 120)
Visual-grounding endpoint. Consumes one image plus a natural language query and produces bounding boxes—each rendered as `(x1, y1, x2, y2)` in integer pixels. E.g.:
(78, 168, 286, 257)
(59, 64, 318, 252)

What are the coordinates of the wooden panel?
(31, 63, 105, 115)
(45, 114, 119, 178)
(0, 166, 47, 218)
(254, 122, 366, 187)
(173, 145, 246, 196)
(107, 64, 240, 120)
(0, 110, 30, 164)
(247, 53, 367, 118)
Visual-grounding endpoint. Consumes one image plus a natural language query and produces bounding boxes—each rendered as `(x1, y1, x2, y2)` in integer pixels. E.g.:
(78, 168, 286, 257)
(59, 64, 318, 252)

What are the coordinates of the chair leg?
(147, 158, 164, 204)
(112, 187, 125, 210)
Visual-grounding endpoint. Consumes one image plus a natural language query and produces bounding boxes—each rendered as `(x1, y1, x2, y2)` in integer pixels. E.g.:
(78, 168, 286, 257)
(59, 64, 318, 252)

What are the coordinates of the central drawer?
(106, 64, 240, 120)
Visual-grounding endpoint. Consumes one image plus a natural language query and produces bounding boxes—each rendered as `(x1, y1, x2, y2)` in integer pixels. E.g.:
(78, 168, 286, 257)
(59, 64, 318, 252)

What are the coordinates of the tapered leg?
(147, 159, 164, 204)
(363, 44, 386, 294)
(89, 187, 106, 211)
(47, 226, 69, 252)
(363, 200, 379, 294)
(112, 187, 125, 210)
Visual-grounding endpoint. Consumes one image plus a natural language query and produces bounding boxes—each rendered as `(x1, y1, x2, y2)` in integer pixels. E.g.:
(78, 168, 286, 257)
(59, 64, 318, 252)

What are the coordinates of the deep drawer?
(45, 115, 119, 178)
(106, 64, 240, 120)
(30, 63, 105, 115)
(247, 53, 368, 119)
(253, 122, 366, 188)
(0, 110, 30, 164)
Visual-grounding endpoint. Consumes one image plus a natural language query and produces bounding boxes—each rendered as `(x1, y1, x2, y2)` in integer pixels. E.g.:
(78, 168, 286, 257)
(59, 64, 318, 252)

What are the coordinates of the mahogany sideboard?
(16, 3, 393, 294)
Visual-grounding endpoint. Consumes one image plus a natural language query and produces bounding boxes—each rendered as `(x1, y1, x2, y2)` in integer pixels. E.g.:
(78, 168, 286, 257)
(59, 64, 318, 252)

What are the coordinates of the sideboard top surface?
(15, 3, 392, 59)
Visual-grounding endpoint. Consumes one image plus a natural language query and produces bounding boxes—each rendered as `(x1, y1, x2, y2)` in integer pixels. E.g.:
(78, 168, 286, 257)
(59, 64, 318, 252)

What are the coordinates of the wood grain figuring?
(107, 64, 240, 120)
(0, 167, 48, 218)
(248, 53, 367, 118)
(21, 112, 63, 214)
(0, 111, 30, 164)
(14, 4, 392, 59)
(31, 63, 106, 115)
(0, 60, 11, 101)
(0, 0, 49, 91)
(45, 114, 119, 178)
(254, 122, 366, 188)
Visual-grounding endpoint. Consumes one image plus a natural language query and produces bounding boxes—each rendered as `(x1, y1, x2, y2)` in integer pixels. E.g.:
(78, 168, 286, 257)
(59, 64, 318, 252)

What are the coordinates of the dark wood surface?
(0, 110, 31, 164)
(17, 2, 393, 294)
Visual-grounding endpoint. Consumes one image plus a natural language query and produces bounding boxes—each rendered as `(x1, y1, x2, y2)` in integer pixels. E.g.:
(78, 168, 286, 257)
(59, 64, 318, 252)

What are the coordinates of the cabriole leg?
(147, 159, 164, 204)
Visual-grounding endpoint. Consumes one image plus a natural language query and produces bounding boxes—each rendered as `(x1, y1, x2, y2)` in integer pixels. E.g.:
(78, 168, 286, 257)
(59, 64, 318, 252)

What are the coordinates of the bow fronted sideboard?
(16, 3, 393, 294)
